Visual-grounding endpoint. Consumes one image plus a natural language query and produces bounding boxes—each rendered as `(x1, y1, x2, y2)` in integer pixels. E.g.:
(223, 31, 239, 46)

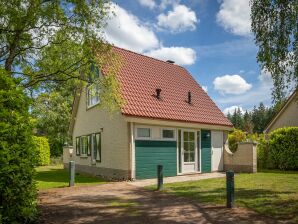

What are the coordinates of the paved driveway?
(38, 182, 277, 224)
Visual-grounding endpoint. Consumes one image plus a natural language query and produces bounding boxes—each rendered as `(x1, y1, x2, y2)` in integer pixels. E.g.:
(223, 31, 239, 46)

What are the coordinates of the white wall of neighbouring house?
(71, 87, 131, 178)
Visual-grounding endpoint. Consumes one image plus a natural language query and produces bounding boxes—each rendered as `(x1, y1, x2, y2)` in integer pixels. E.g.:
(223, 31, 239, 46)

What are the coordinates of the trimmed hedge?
(33, 136, 50, 166)
(268, 127, 298, 170)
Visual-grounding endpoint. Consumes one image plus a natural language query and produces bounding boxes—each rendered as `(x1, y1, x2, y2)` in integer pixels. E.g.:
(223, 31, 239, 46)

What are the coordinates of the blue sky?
(103, 0, 273, 114)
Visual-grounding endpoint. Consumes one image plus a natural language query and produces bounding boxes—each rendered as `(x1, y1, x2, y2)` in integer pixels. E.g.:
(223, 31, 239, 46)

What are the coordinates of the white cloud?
(223, 105, 244, 115)
(157, 4, 198, 33)
(138, 0, 156, 9)
(213, 74, 252, 95)
(146, 47, 197, 65)
(104, 3, 159, 53)
(216, 0, 251, 36)
(202, 85, 208, 92)
(159, 0, 179, 10)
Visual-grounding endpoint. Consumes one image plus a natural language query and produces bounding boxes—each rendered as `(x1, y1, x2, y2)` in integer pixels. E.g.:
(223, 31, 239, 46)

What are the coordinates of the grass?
(36, 164, 107, 190)
(149, 171, 298, 222)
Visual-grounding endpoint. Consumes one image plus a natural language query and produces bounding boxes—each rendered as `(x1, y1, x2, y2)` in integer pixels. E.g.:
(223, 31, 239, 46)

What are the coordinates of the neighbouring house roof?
(264, 90, 298, 133)
(114, 47, 232, 127)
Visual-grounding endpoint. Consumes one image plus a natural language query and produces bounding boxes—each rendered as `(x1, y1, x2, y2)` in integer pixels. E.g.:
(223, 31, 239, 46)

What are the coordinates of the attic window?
(87, 84, 100, 108)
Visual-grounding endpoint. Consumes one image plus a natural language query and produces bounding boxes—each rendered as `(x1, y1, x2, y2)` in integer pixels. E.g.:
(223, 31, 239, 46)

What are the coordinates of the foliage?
(36, 165, 106, 189)
(155, 171, 298, 222)
(32, 91, 72, 156)
(256, 134, 269, 169)
(268, 127, 298, 170)
(0, 69, 37, 223)
(251, 0, 298, 102)
(228, 129, 246, 152)
(227, 102, 282, 133)
(32, 136, 50, 166)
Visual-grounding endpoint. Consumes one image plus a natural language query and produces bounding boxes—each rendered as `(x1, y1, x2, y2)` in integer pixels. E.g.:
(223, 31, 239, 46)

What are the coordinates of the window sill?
(80, 155, 88, 158)
(86, 102, 100, 111)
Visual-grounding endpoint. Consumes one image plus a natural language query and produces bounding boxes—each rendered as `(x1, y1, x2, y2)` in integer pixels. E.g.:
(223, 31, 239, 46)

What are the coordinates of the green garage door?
(201, 130, 211, 173)
(135, 140, 177, 179)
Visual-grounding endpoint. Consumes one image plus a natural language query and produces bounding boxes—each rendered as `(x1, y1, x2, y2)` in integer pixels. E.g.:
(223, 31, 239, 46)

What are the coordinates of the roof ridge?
(112, 45, 185, 69)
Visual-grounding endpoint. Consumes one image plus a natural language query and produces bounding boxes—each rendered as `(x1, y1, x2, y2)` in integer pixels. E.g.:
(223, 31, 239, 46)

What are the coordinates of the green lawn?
(153, 171, 298, 222)
(36, 165, 106, 190)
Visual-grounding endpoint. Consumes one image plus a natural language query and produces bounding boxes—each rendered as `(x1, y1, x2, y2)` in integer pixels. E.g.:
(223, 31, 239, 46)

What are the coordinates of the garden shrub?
(0, 70, 37, 223)
(256, 134, 270, 169)
(268, 127, 298, 170)
(228, 129, 246, 152)
(33, 136, 50, 166)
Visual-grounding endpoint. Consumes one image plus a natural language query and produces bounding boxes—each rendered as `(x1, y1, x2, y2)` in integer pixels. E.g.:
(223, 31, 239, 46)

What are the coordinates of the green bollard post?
(226, 170, 234, 208)
(157, 165, 163, 191)
(69, 161, 75, 187)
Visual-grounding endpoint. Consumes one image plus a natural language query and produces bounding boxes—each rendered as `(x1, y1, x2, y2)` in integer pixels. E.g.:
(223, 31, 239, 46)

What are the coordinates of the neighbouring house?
(68, 46, 233, 180)
(264, 90, 298, 134)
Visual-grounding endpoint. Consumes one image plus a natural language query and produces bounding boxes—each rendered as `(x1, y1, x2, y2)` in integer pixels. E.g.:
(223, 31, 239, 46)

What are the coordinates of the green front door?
(201, 130, 211, 173)
(135, 140, 177, 179)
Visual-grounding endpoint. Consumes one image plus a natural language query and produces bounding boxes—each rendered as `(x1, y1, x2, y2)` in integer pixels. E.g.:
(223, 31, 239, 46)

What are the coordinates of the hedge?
(258, 127, 298, 170)
(268, 127, 298, 170)
(0, 70, 37, 223)
(33, 136, 50, 166)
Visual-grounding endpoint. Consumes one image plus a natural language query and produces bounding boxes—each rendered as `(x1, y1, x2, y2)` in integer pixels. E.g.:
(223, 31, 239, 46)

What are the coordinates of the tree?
(251, 0, 298, 102)
(1, 0, 112, 83)
(32, 91, 72, 157)
(0, 1, 122, 221)
(243, 110, 254, 133)
(0, 69, 37, 223)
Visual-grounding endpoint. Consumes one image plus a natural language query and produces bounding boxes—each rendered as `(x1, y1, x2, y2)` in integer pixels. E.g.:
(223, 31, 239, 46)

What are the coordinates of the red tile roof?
(113, 47, 233, 127)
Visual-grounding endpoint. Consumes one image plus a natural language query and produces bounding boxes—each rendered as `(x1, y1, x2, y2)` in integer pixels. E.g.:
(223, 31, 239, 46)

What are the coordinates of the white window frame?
(161, 128, 175, 140)
(80, 136, 88, 157)
(87, 83, 100, 108)
(135, 127, 152, 140)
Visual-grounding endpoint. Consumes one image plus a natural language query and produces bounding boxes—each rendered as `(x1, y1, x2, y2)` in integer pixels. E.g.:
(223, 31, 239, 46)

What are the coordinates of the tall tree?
(251, 0, 298, 102)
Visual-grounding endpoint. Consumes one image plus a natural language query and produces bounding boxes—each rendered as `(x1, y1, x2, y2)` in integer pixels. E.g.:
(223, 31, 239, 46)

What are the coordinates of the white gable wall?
(71, 87, 131, 179)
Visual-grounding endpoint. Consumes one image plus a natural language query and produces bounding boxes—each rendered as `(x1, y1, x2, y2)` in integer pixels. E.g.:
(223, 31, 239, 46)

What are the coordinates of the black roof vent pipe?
(156, 88, 161, 99)
(188, 91, 192, 104)
(166, 60, 175, 64)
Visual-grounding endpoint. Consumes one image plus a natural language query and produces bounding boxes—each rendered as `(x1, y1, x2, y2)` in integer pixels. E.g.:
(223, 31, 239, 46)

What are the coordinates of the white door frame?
(211, 131, 224, 171)
(181, 129, 198, 174)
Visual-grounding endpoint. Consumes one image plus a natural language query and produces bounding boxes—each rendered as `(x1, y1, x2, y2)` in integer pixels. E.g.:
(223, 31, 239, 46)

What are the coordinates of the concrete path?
(38, 182, 276, 224)
(129, 172, 226, 187)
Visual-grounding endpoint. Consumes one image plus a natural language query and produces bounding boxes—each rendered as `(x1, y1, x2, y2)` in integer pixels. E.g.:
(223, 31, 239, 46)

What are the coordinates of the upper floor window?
(87, 84, 100, 108)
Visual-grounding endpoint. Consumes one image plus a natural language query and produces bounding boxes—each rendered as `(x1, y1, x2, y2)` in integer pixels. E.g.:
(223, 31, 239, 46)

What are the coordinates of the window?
(137, 128, 151, 138)
(93, 133, 101, 162)
(162, 129, 175, 139)
(87, 84, 100, 108)
(80, 136, 88, 156)
(76, 137, 80, 156)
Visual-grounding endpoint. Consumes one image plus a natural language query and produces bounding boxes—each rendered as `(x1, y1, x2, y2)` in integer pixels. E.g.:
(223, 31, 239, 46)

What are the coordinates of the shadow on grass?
(164, 185, 298, 221)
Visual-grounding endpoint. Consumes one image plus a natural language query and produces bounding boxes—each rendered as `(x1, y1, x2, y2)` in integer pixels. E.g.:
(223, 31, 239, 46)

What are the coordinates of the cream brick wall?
(72, 87, 130, 174)
(224, 142, 257, 173)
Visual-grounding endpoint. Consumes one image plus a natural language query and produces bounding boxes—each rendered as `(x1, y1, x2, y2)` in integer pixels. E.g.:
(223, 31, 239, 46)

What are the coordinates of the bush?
(33, 136, 50, 166)
(228, 129, 246, 152)
(0, 70, 37, 223)
(268, 127, 298, 170)
(257, 134, 270, 169)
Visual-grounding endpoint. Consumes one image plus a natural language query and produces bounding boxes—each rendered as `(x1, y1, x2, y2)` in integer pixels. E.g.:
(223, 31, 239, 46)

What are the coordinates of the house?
(68, 46, 233, 180)
(264, 90, 298, 133)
